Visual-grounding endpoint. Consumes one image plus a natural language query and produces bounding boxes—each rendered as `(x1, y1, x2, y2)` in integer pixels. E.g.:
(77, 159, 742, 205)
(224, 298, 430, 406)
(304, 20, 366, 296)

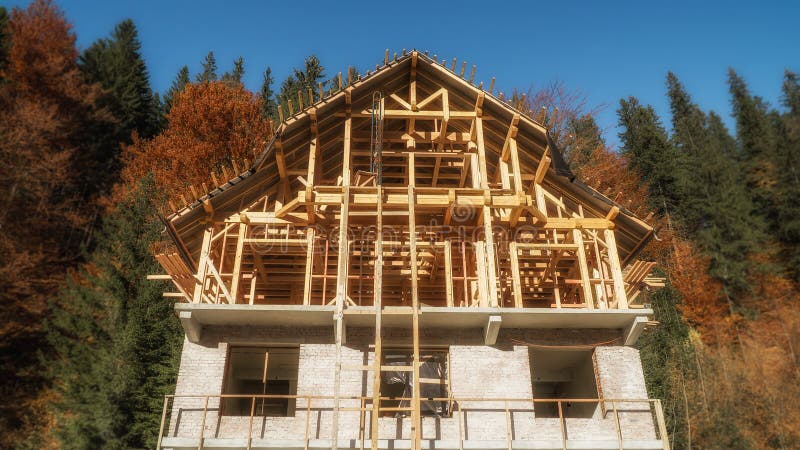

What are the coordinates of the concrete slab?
(174, 303, 653, 345)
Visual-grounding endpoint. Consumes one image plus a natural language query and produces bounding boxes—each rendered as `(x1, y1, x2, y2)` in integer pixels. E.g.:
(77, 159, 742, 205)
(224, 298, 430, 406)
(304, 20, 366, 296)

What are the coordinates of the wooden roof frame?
(163, 50, 654, 270)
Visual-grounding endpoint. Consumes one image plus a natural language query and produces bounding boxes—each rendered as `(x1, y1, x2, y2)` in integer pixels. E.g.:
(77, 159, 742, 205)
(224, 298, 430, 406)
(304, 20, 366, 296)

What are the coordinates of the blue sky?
(6, 0, 799, 147)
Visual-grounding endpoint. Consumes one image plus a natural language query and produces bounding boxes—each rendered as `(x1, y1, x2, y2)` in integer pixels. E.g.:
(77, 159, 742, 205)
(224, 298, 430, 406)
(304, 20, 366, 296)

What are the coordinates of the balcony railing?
(157, 394, 670, 450)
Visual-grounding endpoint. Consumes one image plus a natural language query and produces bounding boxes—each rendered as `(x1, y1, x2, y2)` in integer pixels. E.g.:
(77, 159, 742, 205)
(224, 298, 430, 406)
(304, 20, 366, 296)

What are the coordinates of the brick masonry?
(164, 326, 656, 443)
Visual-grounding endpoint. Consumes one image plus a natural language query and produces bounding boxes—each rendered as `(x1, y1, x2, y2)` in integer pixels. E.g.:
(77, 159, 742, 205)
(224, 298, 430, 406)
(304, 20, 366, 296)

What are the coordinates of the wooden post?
(475, 116, 498, 307)
(573, 230, 595, 309)
(370, 186, 383, 450)
(193, 226, 213, 303)
(303, 227, 315, 305)
(509, 241, 523, 308)
(229, 223, 247, 303)
(332, 186, 350, 450)
(603, 229, 629, 309)
(408, 185, 422, 450)
(444, 239, 454, 307)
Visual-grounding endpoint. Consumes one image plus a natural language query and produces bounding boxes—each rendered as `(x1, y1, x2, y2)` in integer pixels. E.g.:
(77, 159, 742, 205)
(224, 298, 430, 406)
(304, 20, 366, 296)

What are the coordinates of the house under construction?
(152, 50, 669, 450)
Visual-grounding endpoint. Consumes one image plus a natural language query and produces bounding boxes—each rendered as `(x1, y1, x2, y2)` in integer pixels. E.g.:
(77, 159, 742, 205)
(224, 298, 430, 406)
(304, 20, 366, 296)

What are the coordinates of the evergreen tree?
(47, 176, 182, 449)
(279, 55, 326, 116)
(79, 19, 160, 195)
(666, 72, 763, 294)
(728, 69, 779, 219)
(221, 56, 244, 85)
(196, 51, 217, 82)
(162, 65, 190, 114)
(775, 71, 800, 279)
(260, 66, 278, 120)
(617, 96, 683, 214)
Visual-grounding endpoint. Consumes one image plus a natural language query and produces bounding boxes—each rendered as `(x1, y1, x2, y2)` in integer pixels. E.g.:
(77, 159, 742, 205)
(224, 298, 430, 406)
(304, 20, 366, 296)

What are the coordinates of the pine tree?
(279, 54, 326, 116)
(221, 56, 244, 85)
(196, 51, 217, 82)
(47, 176, 182, 449)
(79, 19, 160, 194)
(728, 69, 779, 220)
(666, 72, 763, 294)
(775, 71, 800, 279)
(617, 96, 683, 214)
(163, 65, 190, 113)
(260, 66, 278, 120)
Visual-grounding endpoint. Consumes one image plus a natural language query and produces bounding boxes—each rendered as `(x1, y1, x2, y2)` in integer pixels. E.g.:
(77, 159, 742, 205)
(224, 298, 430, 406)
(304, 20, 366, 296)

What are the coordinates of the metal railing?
(157, 394, 670, 450)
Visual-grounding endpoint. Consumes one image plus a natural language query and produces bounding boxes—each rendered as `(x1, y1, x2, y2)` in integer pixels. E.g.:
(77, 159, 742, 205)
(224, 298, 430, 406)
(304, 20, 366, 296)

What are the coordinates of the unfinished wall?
(165, 326, 656, 443)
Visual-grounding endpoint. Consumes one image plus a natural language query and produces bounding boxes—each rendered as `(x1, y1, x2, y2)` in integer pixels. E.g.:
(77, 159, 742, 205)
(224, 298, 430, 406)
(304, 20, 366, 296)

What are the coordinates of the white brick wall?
(164, 326, 658, 443)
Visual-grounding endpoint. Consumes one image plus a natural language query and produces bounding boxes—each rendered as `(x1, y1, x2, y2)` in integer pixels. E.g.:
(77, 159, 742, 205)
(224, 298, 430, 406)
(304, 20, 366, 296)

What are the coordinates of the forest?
(0, 1, 798, 448)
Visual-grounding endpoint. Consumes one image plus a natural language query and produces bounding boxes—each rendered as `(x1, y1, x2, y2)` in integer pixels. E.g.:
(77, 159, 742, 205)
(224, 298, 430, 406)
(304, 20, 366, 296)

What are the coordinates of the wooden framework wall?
(153, 51, 661, 450)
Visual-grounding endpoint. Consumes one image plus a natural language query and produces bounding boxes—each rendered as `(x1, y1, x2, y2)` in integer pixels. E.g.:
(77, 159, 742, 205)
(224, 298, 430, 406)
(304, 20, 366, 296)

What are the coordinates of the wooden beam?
(573, 229, 595, 309)
(192, 226, 213, 303)
(604, 229, 629, 309)
(509, 241, 523, 308)
(534, 156, 551, 185)
(444, 239, 454, 307)
(303, 227, 315, 305)
(229, 223, 247, 303)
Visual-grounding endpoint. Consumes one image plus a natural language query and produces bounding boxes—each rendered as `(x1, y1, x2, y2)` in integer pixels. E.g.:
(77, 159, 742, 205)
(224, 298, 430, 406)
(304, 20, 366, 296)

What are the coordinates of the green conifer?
(196, 51, 218, 82)
(47, 177, 182, 448)
(617, 96, 683, 214)
(260, 67, 278, 120)
(163, 65, 190, 114)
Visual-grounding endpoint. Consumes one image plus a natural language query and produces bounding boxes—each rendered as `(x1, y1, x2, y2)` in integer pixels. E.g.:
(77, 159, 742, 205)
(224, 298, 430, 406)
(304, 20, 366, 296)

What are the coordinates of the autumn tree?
(0, 0, 108, 444)
(121, 80, 271, 199)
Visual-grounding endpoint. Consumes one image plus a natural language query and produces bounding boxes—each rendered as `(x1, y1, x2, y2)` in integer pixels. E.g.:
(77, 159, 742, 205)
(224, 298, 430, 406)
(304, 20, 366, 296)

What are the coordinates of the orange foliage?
(0, 0, 105, 446)
(120, 81, 271, 202)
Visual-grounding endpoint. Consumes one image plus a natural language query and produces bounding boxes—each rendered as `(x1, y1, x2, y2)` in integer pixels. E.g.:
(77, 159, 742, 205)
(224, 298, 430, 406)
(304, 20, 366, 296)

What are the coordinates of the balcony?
(157, 394, 670, 450)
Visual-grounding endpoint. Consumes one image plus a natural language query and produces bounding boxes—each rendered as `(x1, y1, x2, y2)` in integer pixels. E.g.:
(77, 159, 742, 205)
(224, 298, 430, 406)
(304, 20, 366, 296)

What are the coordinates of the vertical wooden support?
(509, 241, 523, 308)
(229, 223, 247, 304)
(332, 186, 350, 450)
(303, 227, 315, 305)
(343, 91, 352, 186)
(475, 117, 498, 307)
(371, 187, 383, 450)
(474, 242, 489, 307)
(603, 229, 629, 309)
(193, 226, 213, 303)
(444, 239, 454, 307)
(573, 229, 595, 309)
(407, 185, 422, 450)
(306, 134, 319, 222)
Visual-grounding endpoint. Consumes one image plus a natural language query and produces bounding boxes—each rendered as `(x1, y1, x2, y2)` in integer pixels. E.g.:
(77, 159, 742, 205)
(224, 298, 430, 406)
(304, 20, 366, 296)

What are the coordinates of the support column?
(604, 229, 629, 309)
(573, 229, 595, 309)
